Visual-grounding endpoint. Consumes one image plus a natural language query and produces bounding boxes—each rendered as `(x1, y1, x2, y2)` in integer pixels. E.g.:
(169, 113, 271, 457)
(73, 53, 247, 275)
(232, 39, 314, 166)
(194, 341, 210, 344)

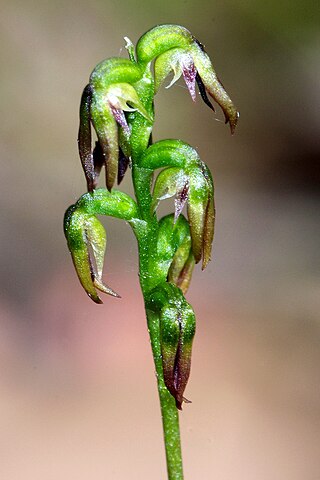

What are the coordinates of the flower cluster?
(64, 24, 238, 409)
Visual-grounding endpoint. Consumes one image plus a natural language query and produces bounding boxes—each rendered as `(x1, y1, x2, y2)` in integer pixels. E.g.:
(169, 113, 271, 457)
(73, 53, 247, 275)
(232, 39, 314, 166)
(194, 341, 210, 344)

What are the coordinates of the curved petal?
(190, 43, 239, 134)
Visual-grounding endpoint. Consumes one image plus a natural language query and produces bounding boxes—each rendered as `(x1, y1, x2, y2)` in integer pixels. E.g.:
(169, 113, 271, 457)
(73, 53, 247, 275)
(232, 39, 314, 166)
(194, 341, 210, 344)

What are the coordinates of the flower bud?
(160, 301, 196, 410)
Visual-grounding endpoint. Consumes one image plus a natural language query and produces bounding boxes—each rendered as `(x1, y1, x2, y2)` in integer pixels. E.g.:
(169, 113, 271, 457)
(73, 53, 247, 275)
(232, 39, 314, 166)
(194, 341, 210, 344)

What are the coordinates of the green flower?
(78, 59, 152, 192)
(64, 205, 120, 303)
(151, 159, 215, 269)
(137, 24, 239, 133)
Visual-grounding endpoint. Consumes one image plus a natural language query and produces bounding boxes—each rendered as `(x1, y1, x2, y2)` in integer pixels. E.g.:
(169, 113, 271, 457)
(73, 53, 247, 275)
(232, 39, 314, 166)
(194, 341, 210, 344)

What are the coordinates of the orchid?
(64, 24, 238, 480)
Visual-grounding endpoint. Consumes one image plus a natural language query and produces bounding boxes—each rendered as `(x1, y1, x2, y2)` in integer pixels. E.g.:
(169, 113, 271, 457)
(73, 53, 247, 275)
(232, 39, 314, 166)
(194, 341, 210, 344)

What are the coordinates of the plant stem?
(146, 309, 184, 480)
(128, 64, 185, 477)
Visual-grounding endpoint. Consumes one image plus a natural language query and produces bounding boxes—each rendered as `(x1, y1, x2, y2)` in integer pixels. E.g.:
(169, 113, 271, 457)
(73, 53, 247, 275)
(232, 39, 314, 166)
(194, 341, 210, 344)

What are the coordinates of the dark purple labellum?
(195, 73, 215, 111)
(117, 147, 130, 185)
(92, 141, 104, 188)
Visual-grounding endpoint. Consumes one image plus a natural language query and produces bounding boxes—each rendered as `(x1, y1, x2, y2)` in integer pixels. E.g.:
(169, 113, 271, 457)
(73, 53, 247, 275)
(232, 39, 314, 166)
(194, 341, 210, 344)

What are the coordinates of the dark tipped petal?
(78, 84, 95, 191)
(196, 73, 215, 111)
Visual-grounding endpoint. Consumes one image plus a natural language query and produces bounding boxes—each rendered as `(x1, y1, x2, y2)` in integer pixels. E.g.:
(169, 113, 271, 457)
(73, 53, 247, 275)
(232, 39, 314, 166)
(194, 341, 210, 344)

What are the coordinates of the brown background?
(0, 0, 319, 478)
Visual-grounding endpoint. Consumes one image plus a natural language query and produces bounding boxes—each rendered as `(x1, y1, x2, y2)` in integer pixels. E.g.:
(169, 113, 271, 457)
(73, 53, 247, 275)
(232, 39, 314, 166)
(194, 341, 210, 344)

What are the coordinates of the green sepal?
(75, 189, 139, 221)
(90, 58, 143, 90)
(136, 24, 193, 65)
(140, 139, 198, 170)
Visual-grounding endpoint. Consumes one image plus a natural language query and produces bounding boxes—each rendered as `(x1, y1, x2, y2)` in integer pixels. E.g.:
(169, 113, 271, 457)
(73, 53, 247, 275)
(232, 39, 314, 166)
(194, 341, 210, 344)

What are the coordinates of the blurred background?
(0, 0, 319, 478)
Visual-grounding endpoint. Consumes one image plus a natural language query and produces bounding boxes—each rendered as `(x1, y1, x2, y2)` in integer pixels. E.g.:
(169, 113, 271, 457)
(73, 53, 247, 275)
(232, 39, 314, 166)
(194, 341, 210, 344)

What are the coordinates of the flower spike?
(66, 24, 239, 478)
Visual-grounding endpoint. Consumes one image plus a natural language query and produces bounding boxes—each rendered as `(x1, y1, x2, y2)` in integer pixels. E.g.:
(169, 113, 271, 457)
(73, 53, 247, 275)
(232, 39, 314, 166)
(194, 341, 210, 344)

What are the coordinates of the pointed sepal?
(190, 42, 239, 134)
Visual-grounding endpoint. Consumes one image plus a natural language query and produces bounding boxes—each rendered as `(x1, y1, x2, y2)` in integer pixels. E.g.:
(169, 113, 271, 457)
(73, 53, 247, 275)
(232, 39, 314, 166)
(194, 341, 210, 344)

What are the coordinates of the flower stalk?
(64, 24, 238, 479)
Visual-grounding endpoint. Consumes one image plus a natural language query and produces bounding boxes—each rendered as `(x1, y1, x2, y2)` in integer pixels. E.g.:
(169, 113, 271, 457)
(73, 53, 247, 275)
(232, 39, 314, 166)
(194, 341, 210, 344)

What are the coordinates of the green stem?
(132, 141, 184, 479)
